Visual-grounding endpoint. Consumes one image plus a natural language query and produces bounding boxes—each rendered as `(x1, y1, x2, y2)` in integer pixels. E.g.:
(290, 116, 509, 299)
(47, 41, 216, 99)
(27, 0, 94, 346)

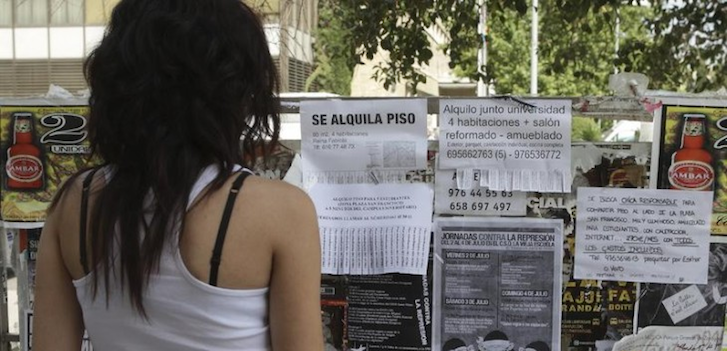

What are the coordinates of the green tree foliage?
(617, 0, 726, 92)
(330, 0, 725, 94)
(452, 3, 649, 95)
(338, 0, 449, 90)
(572, 117, 603, 141)
(306, 0, 357, 95)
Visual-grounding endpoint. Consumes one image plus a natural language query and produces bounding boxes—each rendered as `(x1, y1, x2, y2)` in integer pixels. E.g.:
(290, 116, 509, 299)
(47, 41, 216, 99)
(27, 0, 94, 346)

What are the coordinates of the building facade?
(350, 22, 476, 97)
(0, 0, 317, 97)
(250, 0, 317, 93)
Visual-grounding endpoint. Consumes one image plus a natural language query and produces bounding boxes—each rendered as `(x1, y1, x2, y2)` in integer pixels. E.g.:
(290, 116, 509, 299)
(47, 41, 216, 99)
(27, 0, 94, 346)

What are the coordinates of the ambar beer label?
(668, 160, 714, 190)
(6, 155, 43, 182)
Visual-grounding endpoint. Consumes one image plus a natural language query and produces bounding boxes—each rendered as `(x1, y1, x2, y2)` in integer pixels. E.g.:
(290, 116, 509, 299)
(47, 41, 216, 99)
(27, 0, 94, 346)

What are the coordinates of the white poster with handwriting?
(309, 183, 433, 275)
(574, 187, 712, 284)
(438, 99, 571, 193)
(301, 99, 428, 186)
(661, 285, 709, 324)
(613, 326, 722, 351)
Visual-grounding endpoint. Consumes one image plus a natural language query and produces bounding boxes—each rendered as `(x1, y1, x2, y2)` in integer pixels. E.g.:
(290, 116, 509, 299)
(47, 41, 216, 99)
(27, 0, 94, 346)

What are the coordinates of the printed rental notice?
(438, 99, 571, 193)
(300, 99, 428, 186)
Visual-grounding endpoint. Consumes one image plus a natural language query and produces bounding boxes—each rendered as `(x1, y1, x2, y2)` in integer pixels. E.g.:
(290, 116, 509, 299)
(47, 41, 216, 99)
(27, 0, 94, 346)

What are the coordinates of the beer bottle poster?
(651, 99, 727, 234)
(0, 105, 95, 222)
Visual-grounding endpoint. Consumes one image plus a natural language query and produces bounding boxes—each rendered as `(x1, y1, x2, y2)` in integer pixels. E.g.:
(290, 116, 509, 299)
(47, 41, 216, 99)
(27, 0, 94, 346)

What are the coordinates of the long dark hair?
(51, 0, 279, 315)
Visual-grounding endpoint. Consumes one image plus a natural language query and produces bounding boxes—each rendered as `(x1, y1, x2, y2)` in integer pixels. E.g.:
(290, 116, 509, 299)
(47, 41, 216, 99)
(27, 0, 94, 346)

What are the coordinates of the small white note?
(661, 285, 708, 324)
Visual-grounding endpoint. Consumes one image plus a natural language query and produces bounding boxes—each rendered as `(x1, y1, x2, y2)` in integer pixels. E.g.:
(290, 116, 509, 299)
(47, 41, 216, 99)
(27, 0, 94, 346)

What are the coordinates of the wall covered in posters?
(5, 96, 727, 351)
(526, 143, 649, 351)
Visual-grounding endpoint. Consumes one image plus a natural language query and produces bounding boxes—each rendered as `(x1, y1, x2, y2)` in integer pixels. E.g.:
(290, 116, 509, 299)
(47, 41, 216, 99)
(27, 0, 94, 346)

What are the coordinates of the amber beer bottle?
(668, 113, 714, 190)
(5, 112, 44, 190)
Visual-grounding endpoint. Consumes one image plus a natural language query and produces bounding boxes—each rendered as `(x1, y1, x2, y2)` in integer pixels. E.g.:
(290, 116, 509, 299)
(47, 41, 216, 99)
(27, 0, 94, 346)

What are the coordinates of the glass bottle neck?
(13, 131, 33, 144)
(681, 119, 705, 149)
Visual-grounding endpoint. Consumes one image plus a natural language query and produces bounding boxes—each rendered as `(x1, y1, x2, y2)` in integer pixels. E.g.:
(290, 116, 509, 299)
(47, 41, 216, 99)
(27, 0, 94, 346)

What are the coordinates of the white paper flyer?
(309, 183, 433, 275)
(613, 326, 721, 351)
(438, 99, 572, 193)
(434, 168, 526, 216)
(301, 99, 428, 186)
(574, 187, 712, 284)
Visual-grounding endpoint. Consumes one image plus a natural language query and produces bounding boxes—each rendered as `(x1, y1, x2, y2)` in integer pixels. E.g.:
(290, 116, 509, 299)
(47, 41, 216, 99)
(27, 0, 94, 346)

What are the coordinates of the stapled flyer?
(300, 99, 428, 186)
(433, 217, 563, 351)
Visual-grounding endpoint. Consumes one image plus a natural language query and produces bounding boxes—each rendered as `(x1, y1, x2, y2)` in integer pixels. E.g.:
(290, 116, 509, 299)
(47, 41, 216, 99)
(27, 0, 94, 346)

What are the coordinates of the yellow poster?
(1, 105, 96, 222)
(654, 103, 727, 234)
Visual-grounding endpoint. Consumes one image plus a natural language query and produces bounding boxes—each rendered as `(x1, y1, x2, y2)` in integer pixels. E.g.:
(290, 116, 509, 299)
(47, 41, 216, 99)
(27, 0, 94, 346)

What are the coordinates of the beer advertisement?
(651, 99, 727, 234)
(0, 105, 95, 222)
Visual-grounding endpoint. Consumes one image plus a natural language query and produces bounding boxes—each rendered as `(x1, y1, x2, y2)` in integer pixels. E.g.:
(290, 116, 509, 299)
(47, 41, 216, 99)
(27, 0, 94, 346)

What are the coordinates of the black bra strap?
(209, 171, 251, 286)
(80, 168, 100, 275)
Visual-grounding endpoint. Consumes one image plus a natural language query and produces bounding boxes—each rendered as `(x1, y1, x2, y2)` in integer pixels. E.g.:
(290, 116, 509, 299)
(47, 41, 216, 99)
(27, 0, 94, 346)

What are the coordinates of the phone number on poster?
(449, 202, 512, 211)
(445, 149, 506, 159)
(448, 189, 515, 198)
(445, 149, 561, 160)
(512, 149, 562, 159)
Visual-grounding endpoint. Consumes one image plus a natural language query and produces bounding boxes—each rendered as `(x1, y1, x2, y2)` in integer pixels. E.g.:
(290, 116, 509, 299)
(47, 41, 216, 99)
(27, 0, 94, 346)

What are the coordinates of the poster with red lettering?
(0, 104, 96, 222)
(650, 98, 727, 234)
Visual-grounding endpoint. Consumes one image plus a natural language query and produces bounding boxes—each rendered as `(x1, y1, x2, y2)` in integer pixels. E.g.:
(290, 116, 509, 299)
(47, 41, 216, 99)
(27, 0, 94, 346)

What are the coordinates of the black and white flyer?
(433, 217, 563, 351)
(636, 243, 727, 329)
(347, 271, 433, 351)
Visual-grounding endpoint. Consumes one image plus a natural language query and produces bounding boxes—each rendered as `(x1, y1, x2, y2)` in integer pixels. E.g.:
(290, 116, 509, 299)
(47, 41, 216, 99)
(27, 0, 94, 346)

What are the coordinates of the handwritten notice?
(438, 99, 571, 193)
(301, 99, 428, 186)
(574, 187, 712, 284)
(434, 168, 526, 216)
(613, 326, 721, 351)
(662, 285, 709, 324)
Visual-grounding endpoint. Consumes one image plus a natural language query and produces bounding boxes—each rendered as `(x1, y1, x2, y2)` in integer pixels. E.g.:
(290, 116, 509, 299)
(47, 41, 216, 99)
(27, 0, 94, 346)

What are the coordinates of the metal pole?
(530, 0, 538, 95)
(278, 0, 290, 93)
(614, 7, 620, 74)
(0, 226, 9, 351)
(476, 0, 488, 97)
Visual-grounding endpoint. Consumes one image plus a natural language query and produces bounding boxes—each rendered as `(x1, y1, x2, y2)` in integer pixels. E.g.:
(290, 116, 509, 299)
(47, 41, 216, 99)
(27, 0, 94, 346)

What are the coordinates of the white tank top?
(73, 165, 270, 351)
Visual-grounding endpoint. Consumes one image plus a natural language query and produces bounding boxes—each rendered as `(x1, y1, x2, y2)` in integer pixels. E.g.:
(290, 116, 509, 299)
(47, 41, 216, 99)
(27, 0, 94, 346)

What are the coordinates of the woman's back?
(67, 166, 269, 349)
(31, 1, 323, 349)
(37, 164, 323, 350)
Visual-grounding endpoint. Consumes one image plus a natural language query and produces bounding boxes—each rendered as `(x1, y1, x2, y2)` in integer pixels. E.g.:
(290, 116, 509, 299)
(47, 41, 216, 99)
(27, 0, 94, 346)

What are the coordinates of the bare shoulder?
(241, 176, 316, 219)
(50, 169, 104, 222)
(236, 176, 318, 242)
(43, 168, 105, 280)
(47, 171, 88, 227)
